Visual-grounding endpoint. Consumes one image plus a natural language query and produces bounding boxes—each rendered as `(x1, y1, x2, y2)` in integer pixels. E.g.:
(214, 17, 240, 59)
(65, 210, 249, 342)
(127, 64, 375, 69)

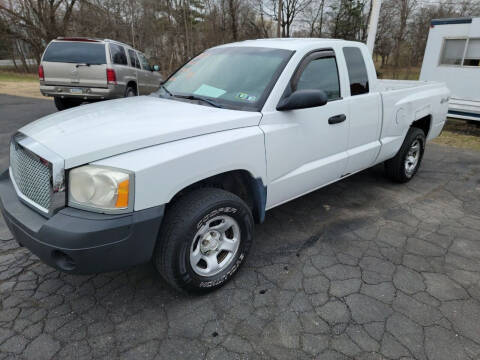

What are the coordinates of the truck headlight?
(68, 165, 133, 213)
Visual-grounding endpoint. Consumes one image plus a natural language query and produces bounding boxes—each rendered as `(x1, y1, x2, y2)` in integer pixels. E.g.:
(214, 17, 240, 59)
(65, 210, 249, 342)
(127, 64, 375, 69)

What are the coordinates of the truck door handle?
(328, 114, 346, 125)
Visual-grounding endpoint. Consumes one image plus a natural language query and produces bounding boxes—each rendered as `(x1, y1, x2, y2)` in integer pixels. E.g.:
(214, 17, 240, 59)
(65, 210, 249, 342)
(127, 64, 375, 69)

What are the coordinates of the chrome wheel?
(189, 215, 241, 276)
(405, 139, 420, 177)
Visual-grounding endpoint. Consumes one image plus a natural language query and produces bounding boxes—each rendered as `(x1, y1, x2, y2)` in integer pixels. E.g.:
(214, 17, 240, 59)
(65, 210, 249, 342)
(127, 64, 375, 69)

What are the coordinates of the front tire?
(154, 188, 254, 293)
(385, 127, 426, 183)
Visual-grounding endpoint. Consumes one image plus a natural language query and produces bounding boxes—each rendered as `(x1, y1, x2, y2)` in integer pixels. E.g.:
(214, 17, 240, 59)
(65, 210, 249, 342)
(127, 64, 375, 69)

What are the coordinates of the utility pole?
(366, 0, 382, 54)
(277, 0, 282, 38)
(130, 0, 135, 47)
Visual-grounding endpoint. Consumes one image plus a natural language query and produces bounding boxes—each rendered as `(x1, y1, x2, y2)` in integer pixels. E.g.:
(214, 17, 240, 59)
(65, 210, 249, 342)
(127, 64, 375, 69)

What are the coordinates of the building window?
(464, 39, 480, 66)
(440, 39, 467, 65)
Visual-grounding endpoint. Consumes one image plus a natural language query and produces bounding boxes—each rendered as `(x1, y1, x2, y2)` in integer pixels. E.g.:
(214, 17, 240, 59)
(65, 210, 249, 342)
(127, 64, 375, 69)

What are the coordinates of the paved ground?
(1, 94, 480, 359)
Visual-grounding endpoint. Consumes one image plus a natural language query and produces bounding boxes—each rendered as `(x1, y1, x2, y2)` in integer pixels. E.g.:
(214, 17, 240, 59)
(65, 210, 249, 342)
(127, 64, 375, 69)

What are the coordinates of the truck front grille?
(10, 141, 52, 211)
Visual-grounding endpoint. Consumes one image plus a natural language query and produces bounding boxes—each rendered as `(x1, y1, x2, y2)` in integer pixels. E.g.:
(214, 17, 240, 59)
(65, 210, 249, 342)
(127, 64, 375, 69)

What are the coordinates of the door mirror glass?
(153, 65, 160, 72)
(277, 89, 328, 111)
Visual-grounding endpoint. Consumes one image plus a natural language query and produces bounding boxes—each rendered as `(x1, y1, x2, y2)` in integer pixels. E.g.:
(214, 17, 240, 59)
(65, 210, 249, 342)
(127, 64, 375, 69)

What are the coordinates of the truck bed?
(375, 79, 449, 164)
(377, 79, 439, 91)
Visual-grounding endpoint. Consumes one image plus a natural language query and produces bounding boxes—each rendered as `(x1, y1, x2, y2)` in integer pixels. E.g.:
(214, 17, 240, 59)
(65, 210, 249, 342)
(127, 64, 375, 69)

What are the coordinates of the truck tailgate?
(41, 41, 108, 88)
(42, 62, 108, 88)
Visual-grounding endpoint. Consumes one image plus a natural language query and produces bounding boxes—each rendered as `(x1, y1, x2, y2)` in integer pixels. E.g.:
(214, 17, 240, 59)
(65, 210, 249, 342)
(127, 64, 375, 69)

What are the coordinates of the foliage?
(1, 0, 480, 75)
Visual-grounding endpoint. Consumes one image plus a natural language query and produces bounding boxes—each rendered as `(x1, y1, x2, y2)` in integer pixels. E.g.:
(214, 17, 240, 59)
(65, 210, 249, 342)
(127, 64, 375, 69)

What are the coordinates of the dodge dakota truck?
(0, 39, 449, 293)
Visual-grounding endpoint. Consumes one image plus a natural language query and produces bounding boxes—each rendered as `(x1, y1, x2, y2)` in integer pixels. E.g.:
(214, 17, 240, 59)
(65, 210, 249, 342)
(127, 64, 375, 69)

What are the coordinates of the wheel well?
(169, 170, 267, 224)
(411, 115, 431, 137)
(126, 81, 137, 92)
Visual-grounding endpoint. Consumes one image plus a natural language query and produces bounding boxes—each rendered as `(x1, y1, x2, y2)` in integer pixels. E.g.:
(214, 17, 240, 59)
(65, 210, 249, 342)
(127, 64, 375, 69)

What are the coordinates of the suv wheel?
(385, 127, 426, 183)
(54, 97, 80, 111)
(125, 86, 137, 97)
(154, 188, 254, 293)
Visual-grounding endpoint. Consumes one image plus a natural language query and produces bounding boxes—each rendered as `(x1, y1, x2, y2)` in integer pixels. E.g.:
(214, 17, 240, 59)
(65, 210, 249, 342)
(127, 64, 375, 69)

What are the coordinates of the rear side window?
(296, 56, 340, 100)
(110, 44, 128, 65)
(343, 47, 369, 96)
(43, 42, 106, 64)
(440, 39, 466, 65)
(128, 49, 141, 69)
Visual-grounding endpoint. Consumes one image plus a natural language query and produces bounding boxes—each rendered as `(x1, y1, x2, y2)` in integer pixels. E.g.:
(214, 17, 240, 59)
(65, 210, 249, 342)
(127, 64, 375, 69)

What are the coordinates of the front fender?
(93, 127, 267, 211)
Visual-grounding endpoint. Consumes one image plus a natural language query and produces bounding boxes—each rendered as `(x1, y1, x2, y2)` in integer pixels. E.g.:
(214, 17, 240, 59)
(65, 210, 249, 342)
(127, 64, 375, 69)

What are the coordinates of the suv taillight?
(106, 68, 116, 84)
(38, 65, 44, 81)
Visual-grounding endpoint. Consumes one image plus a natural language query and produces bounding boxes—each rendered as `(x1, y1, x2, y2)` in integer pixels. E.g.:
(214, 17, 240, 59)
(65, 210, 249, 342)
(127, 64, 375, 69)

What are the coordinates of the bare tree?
(0, 0, 78, 63)
(392, 0, 417, 68)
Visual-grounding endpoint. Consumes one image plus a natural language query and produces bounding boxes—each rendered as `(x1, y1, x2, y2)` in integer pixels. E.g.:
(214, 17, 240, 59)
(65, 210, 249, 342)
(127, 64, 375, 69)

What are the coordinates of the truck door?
(342, 46, 382, 174)
(127, 49, 141, 95)
(262, 50, 350, 208)
(138, 52, 159, 94)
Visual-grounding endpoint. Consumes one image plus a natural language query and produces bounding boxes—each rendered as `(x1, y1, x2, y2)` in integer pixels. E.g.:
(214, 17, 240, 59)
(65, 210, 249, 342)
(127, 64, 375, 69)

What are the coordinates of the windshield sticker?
(193, 84, 226, 98)
(236, 92, 257, 102)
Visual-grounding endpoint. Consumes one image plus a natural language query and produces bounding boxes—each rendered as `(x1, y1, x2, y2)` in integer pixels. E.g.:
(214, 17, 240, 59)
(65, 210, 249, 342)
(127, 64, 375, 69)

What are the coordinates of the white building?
(420, 17, 480, 122)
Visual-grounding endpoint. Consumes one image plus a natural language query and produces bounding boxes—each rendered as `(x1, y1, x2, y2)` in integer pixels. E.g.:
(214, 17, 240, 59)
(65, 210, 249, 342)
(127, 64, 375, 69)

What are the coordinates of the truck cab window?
(440, 39, 466, 65)
(110, 44, 127, 65)
(343, 47, 369, 96)
(296, 56, 341, 100)
(464, 39, 480, 66)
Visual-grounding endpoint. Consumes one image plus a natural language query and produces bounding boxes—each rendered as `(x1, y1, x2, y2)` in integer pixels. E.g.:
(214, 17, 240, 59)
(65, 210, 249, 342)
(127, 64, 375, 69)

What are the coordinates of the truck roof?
(215, 38, 364, 51)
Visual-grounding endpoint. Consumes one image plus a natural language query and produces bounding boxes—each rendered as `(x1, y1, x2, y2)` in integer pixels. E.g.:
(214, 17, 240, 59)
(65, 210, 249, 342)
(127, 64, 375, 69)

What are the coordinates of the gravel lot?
(1, 94, 480, 360)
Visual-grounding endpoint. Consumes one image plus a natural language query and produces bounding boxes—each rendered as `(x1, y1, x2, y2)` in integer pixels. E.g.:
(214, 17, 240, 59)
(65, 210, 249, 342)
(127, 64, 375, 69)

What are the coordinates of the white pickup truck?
(0, 39, 449, 293)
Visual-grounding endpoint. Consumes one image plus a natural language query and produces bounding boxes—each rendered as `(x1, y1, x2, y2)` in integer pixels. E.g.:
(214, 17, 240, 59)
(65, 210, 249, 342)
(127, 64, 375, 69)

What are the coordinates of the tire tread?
(155, 188, 251, 292)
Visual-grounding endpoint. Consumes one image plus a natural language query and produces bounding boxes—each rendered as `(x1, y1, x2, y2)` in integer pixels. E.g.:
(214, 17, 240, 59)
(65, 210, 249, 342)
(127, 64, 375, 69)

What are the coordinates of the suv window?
(343, 47, 369, 96)
(43, 41, 106, 64)
(128, 49, 141, 69)
(110, 44, 128, 65)
(138, 53, 151, 71)
(295, 55, 340, 100)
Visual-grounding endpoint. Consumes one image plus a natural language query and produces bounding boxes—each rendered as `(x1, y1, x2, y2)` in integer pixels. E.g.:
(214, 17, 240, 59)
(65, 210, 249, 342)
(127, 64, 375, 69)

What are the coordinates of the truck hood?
(20, 96, 262, 168)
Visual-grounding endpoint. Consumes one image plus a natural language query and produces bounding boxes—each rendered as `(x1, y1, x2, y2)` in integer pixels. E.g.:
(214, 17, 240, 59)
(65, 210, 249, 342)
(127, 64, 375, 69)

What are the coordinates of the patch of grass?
(431, 119, 480, 151)
(0, 70, 37, 82)
(373, 60, 421, 80)
(376, 66, 421, 81)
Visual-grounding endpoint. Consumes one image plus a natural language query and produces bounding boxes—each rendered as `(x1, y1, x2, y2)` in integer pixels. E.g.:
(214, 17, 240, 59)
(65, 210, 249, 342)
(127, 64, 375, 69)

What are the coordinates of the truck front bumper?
(0, 171, 164, 274)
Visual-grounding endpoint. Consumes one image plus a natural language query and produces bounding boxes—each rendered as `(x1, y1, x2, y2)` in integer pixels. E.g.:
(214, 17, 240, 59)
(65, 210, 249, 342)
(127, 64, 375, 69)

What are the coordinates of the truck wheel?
(385, 127, 426, 183)
(54, 97, 80, 111)
(154, 188, 254, 293)
(125, 86, 137, 97)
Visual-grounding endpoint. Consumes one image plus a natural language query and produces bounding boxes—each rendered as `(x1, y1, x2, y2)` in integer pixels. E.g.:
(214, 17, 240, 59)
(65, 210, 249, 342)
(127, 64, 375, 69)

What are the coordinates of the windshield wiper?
(174, 94, 224, 108)
(75, 63, 91, 68)
(160, 84, 173, 97)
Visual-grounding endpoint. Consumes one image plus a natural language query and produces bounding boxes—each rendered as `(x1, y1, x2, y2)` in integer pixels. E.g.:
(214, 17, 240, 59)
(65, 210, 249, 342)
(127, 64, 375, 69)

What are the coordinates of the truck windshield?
(43, 42, 106, 64)
(157, 47, 293, 111)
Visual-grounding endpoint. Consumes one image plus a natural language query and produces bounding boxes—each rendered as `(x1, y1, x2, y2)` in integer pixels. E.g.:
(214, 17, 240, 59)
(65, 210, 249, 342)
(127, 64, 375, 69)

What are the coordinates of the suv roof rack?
(55, 37, 132, 48)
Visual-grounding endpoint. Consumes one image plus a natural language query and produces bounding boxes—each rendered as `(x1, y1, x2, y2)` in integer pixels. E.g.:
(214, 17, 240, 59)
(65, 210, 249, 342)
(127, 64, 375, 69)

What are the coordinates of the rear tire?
(54, 97, 80, 111)
(385, 127, 426, 183)
(125, 86, 137, 97)
(154, 188, 254, 294)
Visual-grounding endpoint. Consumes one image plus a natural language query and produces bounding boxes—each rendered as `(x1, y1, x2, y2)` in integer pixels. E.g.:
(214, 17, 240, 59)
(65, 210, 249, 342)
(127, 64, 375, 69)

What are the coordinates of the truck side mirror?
(277, 89, 328, 111)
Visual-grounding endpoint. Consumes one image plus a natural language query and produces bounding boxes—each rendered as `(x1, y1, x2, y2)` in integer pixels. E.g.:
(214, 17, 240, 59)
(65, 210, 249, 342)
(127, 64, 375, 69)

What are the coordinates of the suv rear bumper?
(0, 170, 164, 274)
(40, 84, 125, 100)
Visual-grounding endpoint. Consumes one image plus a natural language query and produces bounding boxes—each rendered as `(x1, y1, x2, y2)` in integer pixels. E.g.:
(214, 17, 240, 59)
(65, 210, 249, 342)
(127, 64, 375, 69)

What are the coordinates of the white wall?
(420, 18, 480, 102)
